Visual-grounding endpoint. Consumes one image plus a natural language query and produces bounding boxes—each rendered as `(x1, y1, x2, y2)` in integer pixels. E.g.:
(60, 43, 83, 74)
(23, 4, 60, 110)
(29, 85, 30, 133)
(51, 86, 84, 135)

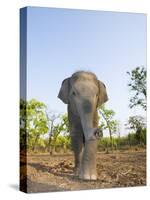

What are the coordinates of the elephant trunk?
(78, 98, 102, 141)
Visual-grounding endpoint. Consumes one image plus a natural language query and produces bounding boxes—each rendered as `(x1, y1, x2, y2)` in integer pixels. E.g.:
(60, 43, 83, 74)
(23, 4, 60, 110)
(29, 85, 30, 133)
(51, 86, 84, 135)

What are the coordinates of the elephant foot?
(79, 171, 97, 181)
(74, 165, 97, 180)
(79, 164, 97, 180)
(74, 167, 80, 176)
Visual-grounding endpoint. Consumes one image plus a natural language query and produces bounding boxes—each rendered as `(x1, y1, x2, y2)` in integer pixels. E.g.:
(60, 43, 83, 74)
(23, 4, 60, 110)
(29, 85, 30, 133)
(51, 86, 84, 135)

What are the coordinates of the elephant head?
(58, 71, 108, 141)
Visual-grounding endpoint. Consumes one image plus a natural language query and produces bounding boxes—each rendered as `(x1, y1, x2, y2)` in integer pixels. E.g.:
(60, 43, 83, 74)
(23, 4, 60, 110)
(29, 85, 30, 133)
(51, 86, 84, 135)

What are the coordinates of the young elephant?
(58, 71, 108, 180)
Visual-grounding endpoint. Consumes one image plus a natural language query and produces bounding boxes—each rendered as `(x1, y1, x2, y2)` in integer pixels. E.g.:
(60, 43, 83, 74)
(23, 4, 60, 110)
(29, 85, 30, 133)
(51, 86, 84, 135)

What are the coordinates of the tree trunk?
(100, 111, 113, 152)
(48, 121, 53, 154)
(32, 134, 40, 152)
(108, 127, 113, 152)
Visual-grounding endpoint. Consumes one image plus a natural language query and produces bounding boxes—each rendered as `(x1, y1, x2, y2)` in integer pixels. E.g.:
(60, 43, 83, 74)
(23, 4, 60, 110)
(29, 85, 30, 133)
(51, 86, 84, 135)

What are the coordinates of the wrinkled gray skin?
(58, 71, 108, 180)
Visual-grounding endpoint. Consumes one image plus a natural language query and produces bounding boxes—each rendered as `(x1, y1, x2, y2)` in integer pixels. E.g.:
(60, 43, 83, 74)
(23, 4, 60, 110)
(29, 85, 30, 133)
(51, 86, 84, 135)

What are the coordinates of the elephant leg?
(71, 135, 83, 176)
(79, 140, 97, 180)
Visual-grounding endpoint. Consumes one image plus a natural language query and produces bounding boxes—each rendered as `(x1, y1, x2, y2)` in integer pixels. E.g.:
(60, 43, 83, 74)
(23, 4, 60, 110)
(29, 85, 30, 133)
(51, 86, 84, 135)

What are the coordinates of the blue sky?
(26, 7, 146, 135)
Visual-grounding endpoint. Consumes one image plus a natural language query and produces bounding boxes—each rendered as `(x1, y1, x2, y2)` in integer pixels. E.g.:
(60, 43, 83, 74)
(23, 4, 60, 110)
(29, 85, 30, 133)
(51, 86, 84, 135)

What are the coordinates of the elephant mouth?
(86, 128, 103, 141)
(94, 128, 103, 139)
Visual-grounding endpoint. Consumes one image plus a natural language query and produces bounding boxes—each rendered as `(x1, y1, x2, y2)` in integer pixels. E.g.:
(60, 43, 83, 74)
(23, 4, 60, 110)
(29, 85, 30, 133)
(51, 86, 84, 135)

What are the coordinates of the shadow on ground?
(28, 162, 79, 182)
(28, 162, 105, 184)
(27, 179, 69, 193)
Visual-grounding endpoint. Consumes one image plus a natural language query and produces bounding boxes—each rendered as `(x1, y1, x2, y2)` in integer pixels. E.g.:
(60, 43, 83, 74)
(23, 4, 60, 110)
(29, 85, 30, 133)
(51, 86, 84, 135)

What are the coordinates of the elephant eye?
(72, 91, 76, 96)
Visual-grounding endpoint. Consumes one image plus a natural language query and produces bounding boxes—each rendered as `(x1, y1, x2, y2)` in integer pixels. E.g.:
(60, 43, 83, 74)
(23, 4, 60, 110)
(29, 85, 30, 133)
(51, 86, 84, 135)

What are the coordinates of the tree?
(127, 66, 146, 110)
(20, 99, 27, 151)
(98, 105, 118, 151)
(116, 120, 121, 149)
(46, 111, 60, 154)
(26, 99, 49, 151)
(60, 113, 69, 134)
(125, 115, 146, 145)
(46, 112, 69, 154)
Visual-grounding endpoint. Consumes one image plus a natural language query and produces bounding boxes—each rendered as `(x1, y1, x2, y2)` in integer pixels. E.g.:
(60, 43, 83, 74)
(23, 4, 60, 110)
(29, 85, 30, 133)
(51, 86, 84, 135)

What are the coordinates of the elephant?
(58, 71, 108, 180)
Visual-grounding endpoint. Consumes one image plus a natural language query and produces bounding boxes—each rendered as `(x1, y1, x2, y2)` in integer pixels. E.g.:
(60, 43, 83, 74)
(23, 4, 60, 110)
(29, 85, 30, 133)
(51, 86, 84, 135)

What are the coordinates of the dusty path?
(21, 150, 146, 193)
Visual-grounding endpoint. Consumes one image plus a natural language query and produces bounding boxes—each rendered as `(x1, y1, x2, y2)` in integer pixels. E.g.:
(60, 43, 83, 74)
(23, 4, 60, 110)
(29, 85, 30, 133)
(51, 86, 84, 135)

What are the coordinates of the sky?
(25, 6, 146, 136)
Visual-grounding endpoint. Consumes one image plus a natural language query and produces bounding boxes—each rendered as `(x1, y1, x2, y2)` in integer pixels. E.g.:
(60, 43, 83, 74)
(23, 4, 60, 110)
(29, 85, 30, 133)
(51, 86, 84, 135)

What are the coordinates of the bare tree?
(45, 110, 60, 154)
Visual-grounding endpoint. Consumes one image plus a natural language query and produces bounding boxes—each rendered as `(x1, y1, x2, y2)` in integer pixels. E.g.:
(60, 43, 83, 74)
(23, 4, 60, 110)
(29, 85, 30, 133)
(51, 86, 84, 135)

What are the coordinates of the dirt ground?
(20, 149, 146, 193)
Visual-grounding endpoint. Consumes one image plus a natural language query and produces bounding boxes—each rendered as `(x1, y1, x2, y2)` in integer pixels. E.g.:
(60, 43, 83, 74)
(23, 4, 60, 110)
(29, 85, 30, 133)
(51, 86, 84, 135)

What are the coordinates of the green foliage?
(55, 135, 71, 148)
(40, 112, 70, 154)
(98, 105, 118, 134)
(49, 114, 70, 154)
(20, 99, 27, 149)
(20, 99, 49, 150)
(20, 97, 146, 153)
(127, 66, 146, 110)
(98, 131, 146, 152)
(126, 115, 146, 131)
(125, 115, 146, 145)
(60, 114, 69, 134)
(98, 105, 118, 143)
(98, 137, 111, 147)
(98, 105, 119, 151)
(57, 113, 69, 135)
(98, 137, 121, 151)
(141, 128, 146, 145)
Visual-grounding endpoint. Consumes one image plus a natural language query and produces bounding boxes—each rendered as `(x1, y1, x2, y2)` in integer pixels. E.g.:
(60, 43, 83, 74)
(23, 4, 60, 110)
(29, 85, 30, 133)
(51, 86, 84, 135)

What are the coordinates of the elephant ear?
(98, 80, 108, 106)
(58, 78, 70, 104)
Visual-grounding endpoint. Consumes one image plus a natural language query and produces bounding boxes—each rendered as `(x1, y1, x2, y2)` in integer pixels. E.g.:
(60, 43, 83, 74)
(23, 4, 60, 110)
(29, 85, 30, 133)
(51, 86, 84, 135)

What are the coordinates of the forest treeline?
(20, 66, 146, 154)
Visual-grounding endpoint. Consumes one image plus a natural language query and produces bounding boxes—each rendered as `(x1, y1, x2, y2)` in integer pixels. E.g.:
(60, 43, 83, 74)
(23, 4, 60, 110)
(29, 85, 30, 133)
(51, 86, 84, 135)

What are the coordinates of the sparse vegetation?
(20, 66, 146, 192)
